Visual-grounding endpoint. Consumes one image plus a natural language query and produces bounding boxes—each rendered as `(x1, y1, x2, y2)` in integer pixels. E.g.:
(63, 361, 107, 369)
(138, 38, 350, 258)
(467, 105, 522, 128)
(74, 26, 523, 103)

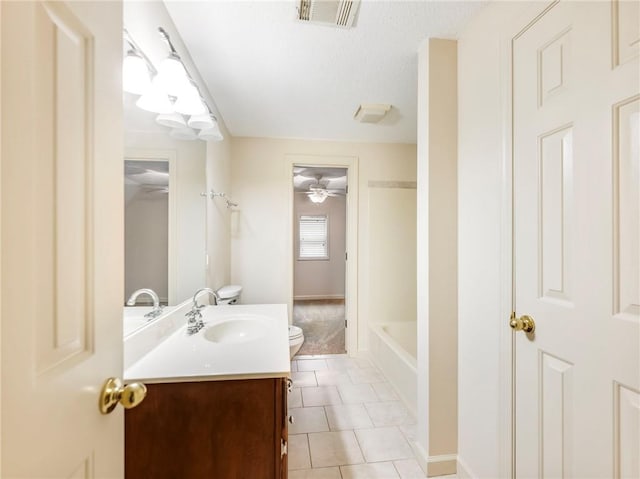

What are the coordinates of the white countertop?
(124, 303, 290, 383)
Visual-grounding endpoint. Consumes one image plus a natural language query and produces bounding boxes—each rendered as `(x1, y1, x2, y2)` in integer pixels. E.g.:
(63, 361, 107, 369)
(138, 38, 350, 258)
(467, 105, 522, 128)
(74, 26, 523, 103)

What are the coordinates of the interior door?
(513, 1, 639, 477)
(1, 1, 124, 477)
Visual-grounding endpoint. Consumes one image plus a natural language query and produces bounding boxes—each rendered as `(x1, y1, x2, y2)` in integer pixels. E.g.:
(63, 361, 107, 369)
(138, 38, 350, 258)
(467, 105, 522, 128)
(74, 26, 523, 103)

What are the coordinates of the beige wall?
(124, 133, 207, 305)
(124, 184, 169, 302)
(367, 185, 416, 325)
(230, 137, 416, 349)
(293, 194, 346, 299)
(415, 38, 458, 476)
(205, 135, 233, 292)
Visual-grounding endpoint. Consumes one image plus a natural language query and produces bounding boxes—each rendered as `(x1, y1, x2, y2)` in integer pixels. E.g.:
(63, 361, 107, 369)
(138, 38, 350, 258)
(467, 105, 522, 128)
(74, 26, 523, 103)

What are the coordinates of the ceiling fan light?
(169, 127, 198, 141)
(122, 51, 151, 95)
(136, 79, 174, 114)
(156, 112, 187, 129)
(308, 189, 329, 203)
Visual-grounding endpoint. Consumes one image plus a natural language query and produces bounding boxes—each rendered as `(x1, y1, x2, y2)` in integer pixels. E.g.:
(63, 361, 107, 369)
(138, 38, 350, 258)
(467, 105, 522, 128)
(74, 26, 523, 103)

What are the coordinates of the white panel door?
(1, 1, 124, 477)
(513, 1, 639, 477)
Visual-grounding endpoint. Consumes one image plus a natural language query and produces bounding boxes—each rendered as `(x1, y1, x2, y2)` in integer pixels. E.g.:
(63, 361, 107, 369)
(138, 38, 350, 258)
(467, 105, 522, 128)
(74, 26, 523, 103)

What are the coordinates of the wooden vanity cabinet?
(125, 377, 288, 479)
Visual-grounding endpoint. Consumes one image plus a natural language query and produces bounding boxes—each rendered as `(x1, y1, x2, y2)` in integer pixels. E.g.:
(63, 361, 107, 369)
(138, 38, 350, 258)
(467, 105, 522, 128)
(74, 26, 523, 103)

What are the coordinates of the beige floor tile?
(372, 381, 399, 401)
(364, 400, 414, 427)
(302, 386, 343, 407)
(325, 357, 361, 370)
(393, 459, 427, 478)
(289, 407, 330, 434)
(399, 423, 418, 442)
(289, 434, 311, 470)
(347, 367, 385, 384)
(337, 382, 378, 404)
(353, 357, 376, 369)
(355, 427, 414, 462)
(315, 369, 352, 386)
(289, 387, 303, 408)
(288, 467, 342, 479)
(341, 462, 400, 479)
(298, 359, 329, 371)
(292, 371, 318, 388)
(325, 403, 374, 431)
(308, 431, 364, 467)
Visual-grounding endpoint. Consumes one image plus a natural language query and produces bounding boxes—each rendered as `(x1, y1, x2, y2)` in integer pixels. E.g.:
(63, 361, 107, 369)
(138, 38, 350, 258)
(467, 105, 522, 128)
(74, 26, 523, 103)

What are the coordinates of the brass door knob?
(99, 377, 147, 414)
(510, 312, 535, 333)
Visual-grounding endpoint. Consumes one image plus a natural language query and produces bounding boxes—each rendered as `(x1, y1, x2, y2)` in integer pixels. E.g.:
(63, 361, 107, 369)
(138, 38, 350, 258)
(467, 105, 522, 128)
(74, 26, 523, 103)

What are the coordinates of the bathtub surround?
(414, 38, 459, 476)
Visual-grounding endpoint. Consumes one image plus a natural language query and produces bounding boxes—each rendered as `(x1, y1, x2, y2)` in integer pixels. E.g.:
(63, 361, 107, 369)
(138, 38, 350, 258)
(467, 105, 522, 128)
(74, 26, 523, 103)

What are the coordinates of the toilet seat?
(289, 325, 304, 340)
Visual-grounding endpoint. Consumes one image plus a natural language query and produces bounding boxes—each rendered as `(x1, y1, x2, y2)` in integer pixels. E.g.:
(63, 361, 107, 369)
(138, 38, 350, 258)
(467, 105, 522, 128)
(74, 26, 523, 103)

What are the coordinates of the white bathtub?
(369, 321, 417, 415)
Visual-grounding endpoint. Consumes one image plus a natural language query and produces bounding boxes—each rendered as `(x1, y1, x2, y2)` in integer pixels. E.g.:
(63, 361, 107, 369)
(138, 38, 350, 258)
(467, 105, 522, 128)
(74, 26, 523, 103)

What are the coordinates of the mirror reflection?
(125, 159, 170, 306)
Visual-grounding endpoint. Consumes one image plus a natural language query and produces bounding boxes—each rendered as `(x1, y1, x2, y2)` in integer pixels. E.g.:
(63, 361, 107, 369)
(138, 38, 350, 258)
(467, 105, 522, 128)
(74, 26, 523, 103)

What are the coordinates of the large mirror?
(123, 127, 207, 336)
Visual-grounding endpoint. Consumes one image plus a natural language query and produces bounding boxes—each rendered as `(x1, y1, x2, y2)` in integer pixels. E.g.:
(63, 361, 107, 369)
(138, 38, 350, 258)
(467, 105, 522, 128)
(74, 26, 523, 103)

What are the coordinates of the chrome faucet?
(185, 287, 220, 335)
(192, 287, 220, 308)
(126, 288, 164, 320)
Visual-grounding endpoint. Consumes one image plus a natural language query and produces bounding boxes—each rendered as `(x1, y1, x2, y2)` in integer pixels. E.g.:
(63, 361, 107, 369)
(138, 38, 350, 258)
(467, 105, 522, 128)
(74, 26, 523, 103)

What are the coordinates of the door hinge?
(345, 252, 348, 261)
(281, 438, 288, 458)
(346, 185, 349, 194)
(345, 319, 347, 328)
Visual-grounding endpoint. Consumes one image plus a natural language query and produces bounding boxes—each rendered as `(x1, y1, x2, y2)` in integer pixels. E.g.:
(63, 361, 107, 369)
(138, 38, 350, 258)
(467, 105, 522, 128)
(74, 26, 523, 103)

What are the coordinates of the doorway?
(292, 166, 348, 355)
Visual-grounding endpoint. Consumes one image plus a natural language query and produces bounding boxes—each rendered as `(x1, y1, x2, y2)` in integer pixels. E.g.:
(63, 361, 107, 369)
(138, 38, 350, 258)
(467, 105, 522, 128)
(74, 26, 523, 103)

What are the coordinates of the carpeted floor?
(292, 299, 346, 355)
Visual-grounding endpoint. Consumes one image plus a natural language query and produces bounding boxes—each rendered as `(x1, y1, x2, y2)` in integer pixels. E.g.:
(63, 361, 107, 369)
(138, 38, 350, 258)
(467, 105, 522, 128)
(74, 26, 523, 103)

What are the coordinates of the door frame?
(498, 2, 561, 478)
(285, 154, 359, 356)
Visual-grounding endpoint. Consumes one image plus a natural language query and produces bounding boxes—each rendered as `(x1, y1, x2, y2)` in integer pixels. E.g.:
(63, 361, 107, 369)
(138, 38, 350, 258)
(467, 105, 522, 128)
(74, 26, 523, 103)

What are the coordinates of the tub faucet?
(192, 287, 220, 308)
(126, 288, 164, 320)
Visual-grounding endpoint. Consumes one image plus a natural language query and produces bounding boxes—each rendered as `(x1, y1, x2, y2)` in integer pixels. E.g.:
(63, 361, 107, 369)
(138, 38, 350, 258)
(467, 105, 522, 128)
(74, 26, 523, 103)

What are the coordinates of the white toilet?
(216, 285, 242, 305)
(289, 325, 304, 359)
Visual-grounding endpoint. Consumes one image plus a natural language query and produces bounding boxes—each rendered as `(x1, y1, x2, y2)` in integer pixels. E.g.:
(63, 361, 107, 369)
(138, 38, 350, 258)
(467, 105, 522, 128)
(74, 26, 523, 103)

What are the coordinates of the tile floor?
(288, 354, 457, 479)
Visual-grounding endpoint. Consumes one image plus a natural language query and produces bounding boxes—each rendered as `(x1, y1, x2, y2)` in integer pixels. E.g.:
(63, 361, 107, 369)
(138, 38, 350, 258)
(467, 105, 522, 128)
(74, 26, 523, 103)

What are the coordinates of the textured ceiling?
(164, 1, 486, 144)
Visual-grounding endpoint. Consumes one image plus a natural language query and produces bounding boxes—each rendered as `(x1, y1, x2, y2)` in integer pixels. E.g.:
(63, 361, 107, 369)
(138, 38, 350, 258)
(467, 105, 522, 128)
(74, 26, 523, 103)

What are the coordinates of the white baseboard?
(410, 441, 429, 475)
(409, 443, 457, 477)
(293, 294, 345, 301)
(456, 455, 477, 479)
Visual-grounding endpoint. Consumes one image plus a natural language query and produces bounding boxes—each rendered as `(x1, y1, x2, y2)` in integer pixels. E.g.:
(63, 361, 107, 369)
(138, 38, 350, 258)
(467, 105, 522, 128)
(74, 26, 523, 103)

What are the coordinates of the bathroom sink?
(203, 316, 269, 344)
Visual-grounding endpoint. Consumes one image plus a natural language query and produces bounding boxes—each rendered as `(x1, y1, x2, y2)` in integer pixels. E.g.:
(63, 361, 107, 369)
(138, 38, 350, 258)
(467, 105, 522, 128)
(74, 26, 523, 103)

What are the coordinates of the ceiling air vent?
(297, 0, 361, 29)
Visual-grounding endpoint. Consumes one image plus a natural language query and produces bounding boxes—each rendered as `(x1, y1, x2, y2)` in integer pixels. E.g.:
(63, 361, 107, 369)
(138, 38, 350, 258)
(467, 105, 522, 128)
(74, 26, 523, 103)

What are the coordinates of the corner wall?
(415, 38, 458, 477)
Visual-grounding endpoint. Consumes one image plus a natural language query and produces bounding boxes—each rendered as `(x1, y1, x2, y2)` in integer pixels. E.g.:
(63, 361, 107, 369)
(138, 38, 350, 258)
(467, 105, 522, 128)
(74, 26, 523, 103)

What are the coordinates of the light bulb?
(188, 113, 215, 130)
(136, 78, 174, 114)
(156, 112, 187, 129)
(198, 126, 224, 142)
(174, 80, 206, 116)
(155, 53, 189, 97)
(122, 51, 151, 95)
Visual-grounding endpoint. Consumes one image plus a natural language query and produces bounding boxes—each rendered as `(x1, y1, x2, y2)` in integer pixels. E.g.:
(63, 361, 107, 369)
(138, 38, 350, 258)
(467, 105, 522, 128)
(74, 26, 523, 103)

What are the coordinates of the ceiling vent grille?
(297, 0, 361, 29)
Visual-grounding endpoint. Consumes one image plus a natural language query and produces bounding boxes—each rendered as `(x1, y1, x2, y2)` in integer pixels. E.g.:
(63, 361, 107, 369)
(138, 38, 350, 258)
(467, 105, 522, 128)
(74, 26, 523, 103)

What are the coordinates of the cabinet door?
(126, 379, 282, 479)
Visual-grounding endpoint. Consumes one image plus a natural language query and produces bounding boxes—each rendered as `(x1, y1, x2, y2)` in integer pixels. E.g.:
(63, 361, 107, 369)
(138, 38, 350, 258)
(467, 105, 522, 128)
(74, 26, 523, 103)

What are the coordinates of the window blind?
(299, 215, 328, 259)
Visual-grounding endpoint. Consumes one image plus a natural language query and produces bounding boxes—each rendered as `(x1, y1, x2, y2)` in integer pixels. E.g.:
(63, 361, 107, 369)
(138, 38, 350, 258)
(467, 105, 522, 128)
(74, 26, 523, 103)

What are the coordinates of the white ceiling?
(164, 1, 486, 144)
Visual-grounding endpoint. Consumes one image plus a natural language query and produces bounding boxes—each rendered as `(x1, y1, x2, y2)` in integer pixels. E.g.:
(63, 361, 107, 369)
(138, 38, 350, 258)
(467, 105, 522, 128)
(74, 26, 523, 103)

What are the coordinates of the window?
(299, 215, 328, 259)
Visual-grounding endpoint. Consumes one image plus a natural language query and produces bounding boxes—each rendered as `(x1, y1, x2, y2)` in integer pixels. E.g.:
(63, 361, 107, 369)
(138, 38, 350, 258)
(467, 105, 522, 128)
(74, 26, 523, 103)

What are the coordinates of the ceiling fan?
(298, 174, 344, 203)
